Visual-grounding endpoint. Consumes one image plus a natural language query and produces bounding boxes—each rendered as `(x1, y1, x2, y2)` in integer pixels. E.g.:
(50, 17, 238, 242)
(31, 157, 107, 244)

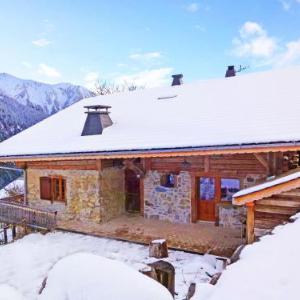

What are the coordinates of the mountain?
(0, 73, 94, 141)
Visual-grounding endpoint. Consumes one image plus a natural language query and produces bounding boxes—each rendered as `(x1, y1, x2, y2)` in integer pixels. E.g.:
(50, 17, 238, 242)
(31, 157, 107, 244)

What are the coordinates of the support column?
(24, 165, 28, 205)
(246, 202, 255, 244)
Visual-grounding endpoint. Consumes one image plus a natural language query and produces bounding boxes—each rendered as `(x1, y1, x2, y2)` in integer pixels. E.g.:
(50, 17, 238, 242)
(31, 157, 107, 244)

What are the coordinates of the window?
(160, 173, 177, 188)
(199, 177, 215, 200)
(221, 178, 240, 201)
(40, 176, 66, 202)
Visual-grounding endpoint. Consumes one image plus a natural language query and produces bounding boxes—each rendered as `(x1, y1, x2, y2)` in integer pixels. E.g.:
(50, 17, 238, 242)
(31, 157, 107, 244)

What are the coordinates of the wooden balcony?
(0, 198, 56, 230)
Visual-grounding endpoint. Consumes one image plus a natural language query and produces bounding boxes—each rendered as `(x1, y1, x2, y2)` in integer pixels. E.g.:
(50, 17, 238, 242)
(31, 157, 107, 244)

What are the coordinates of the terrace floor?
(57, 214, 244, 257)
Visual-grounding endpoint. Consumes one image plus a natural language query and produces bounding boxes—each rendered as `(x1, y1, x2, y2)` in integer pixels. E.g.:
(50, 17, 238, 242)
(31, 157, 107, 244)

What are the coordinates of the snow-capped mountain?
(0, 73, 94, 141)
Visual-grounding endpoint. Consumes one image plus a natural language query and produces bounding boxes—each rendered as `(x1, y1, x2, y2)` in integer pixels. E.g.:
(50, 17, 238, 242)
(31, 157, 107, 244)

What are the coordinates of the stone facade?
(217, 204, 246, 229)
(217, 174, 266, 229)
(144, 171, 191, 223)
(99, 167, 125, 222)
(26, 167, 125, 223)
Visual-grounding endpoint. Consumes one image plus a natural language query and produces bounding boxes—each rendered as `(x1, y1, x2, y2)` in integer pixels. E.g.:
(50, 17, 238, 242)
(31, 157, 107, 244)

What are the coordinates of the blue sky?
(1, 0, 300, 89)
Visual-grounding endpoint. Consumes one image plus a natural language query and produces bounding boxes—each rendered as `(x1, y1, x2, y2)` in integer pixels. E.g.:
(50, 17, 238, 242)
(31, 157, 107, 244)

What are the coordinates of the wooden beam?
(254, 154, 269, 172)
(204, 156, 210, 172)
(246, 202, 255, 244)
(191, 173, 197, 223)
(96, 159, 103, 171)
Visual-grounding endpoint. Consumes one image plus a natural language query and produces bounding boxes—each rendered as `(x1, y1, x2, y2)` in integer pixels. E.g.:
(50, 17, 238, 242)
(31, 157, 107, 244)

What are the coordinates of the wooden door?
(197, 176, 218, 221)
(125, 169, 140, 212)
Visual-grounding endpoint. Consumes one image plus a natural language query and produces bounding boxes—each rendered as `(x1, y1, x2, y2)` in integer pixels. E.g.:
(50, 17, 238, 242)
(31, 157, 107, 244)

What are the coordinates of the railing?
(0, 200, 57, 230)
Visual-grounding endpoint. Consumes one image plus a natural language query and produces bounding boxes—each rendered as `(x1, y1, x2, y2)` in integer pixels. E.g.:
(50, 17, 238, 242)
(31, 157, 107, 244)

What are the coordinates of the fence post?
(3, 225, 8, 244)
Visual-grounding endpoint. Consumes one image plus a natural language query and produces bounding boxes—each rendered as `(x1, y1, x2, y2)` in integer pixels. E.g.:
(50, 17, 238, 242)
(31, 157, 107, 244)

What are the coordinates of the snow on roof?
(1, 66, 300, 158)
(233, 169, 300, 201)
(193, 213, 300, 300)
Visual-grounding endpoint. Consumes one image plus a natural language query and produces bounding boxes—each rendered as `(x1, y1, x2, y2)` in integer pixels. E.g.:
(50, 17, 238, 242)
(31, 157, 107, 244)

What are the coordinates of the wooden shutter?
(40, 177, 52, 200)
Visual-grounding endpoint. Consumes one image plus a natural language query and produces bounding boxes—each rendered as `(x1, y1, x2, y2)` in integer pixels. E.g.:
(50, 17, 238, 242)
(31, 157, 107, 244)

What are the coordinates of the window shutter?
(40, 177, 52, 200)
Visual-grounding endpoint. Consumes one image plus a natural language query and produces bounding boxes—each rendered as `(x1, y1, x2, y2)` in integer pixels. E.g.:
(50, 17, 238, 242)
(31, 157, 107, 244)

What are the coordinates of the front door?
(197, 176, 218, 221)
(125, 169, 140, 212)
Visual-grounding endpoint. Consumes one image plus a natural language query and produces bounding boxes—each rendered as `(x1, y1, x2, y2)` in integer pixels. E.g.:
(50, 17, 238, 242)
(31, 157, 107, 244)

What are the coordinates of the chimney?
(225, 66, 236, 78)
(171, 74, 183, 86)
(81, 105, 113, 136)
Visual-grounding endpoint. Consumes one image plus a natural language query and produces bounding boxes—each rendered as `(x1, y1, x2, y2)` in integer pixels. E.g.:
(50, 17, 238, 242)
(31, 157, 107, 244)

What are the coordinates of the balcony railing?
(0, 198, 57, 230)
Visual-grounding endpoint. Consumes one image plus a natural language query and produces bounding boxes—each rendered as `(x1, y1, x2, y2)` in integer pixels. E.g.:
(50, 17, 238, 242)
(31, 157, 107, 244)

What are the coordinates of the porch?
(57, 214, 243, 257)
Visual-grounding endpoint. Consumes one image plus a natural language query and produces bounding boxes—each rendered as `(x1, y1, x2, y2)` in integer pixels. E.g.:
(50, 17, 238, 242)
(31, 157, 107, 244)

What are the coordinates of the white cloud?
(186, 3, 199, 12)
(129, 52, 162, 61)
(32, 38, 51, 47)
(37, 63, 61, 78)
(21, 61, 33, 69)
(233, 22, 277, 58)
(115, 68, 173, 88)
(276, 39, 300, 67)
(279, 0, 300, 11)
(231, 21, 300, 69)
(84, 72, 99, 89)
(194, 24, 206, 32)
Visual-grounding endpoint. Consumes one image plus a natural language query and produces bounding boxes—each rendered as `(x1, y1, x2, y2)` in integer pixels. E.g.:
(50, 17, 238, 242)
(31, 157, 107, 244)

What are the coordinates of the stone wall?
(27, 168, 101, 222)
(26, 167, 125, 223)
(217, 174, 266, 229)
(217, 204, 246, 229)
(144, 171, 191, 223)
(99, 167, 125, 222)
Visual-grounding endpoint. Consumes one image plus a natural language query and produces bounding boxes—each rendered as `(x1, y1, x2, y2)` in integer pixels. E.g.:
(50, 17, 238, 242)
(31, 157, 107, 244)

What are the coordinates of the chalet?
(1, 66, 300, 253)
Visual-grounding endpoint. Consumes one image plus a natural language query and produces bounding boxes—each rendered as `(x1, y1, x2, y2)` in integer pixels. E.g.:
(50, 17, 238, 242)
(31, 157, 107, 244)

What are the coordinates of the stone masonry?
(144, 171, 191, 223)
(26, 167, 125, 223)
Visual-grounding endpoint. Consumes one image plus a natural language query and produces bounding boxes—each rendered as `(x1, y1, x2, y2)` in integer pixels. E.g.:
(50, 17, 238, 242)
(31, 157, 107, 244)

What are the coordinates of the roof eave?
(1, 141, 300, 163)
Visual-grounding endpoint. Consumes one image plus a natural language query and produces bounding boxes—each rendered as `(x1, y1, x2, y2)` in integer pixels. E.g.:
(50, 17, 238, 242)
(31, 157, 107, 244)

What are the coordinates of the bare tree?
(93, 80, 143, 96)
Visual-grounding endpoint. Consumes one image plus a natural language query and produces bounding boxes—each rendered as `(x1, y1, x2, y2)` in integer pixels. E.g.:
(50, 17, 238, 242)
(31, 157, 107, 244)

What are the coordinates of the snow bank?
(0, 284, 24, 300)
(0, 232, 218, 299)
(39, 253, 173, 300)
(193, 213, 300, 300)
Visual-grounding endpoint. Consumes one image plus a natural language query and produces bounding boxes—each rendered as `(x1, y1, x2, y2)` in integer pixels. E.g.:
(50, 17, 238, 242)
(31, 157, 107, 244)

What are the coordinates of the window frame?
(40, 176, 66, 203)
(220, 178, 241, 202)
(160, 173, 178, 188)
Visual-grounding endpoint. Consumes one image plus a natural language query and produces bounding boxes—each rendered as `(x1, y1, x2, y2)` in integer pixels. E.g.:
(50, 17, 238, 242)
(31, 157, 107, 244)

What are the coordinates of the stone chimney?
(171, 74, 183, 86)
(225, 66, 236, 78)
(81, 105, 113, 136)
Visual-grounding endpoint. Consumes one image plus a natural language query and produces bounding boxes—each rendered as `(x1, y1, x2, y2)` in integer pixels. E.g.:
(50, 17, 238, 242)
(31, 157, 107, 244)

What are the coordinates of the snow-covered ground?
(0, 178, 24, 199)
(194, 213, 300, 300)
(39, 253, 173, 300)
(0, 231, 222, 300)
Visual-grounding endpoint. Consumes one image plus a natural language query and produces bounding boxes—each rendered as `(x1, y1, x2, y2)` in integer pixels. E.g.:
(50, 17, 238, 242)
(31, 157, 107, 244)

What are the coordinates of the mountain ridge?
(0, 73, 94, 141)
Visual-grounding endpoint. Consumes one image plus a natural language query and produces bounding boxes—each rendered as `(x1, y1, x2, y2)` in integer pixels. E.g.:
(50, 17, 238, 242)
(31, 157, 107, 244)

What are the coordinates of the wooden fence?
(0, 199, 57, 230)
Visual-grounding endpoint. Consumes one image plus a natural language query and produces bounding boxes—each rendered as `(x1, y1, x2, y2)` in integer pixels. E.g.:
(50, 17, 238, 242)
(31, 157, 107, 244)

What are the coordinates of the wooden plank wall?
(254, 188, 300, 236)
(150, 153, 268, 176)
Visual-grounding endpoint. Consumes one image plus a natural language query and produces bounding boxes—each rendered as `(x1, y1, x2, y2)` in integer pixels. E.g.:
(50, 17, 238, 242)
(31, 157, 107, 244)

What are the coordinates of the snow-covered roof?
(233, 169, 300, 204)
(1, 66, 300, 158)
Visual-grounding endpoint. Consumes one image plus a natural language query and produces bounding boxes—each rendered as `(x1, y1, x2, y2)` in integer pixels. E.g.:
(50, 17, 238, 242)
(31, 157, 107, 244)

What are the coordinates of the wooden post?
(24, 165, 28, 205)
(148, 260, 175, 297)
(3, 225, 8, 244)
(12, 225, 16, 240)
(246, 202, 255, 244)
(149, 239, 168, 258)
